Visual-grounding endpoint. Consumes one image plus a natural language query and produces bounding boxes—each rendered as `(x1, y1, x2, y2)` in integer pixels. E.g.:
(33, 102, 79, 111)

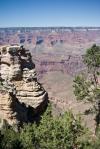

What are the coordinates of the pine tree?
(73, 44, 100, 132)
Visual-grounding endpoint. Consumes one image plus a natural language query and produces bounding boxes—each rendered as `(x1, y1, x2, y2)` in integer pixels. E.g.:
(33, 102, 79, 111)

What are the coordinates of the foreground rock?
(0, 45, 48, 126)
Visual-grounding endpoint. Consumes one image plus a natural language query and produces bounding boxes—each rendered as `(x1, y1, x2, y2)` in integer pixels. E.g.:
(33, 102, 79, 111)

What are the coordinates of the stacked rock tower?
(0, 45, 48, 125)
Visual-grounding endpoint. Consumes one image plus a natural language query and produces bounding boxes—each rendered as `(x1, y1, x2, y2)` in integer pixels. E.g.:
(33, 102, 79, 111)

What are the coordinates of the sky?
(0, 0, 100, 27)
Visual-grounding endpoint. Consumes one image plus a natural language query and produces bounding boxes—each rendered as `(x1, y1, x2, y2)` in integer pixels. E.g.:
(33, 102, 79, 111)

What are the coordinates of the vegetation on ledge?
(0, 104, 100, 149)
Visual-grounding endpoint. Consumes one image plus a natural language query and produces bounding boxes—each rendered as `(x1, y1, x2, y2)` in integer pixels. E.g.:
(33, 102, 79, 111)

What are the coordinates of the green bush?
(1, 105, 99, 149)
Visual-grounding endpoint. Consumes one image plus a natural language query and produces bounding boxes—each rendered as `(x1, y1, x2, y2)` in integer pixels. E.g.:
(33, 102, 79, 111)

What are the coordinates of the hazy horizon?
(0, 26, 100, 28)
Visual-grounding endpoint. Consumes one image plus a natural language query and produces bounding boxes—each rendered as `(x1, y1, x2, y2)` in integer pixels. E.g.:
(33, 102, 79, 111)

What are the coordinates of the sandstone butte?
(0, 45, 48, 126)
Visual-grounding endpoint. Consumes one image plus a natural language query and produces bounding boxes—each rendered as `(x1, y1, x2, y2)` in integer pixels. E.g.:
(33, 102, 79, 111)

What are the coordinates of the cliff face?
(0, 27, 100, 46)
(0, 45, 48, 125)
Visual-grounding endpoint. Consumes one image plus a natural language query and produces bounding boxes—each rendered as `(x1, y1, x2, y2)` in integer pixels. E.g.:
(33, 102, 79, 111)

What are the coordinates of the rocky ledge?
(0, 45, 48, 126)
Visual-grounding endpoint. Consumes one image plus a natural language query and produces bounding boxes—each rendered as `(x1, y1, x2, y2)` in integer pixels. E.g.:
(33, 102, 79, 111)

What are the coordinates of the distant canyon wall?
(0, 27, 100, 46)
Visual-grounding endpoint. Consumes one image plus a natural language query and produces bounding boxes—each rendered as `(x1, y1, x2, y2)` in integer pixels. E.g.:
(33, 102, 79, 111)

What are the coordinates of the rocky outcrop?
(0, 45, 48, 125)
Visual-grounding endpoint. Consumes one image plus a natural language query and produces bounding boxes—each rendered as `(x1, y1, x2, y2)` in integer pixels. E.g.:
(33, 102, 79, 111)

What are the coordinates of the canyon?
(0, 27, 100, 129)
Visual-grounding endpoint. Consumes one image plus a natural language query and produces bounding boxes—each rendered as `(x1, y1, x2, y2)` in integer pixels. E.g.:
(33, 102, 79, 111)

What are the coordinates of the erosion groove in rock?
(0, 45, 48, 125)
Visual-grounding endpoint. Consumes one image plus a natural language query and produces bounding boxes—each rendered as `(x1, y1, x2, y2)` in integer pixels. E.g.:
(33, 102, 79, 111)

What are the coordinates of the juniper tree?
(73, 44, 100, 132)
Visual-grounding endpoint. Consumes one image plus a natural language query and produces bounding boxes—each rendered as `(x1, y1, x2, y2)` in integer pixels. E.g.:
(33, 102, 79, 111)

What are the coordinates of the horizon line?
(0, 26, 100, 28)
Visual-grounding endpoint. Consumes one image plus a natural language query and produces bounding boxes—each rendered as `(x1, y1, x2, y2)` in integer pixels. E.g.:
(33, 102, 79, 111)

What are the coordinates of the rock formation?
(0, 45, 48, 126)
(0, 27, 100, 46)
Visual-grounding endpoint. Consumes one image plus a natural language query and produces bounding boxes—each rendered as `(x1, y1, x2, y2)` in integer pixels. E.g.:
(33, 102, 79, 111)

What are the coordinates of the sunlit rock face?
(0, 45, 48, 125)
(0, 45, 22, 80)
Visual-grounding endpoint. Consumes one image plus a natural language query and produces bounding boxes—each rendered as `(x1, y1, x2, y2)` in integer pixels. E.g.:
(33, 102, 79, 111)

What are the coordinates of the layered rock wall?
(0, 45, 48, 125)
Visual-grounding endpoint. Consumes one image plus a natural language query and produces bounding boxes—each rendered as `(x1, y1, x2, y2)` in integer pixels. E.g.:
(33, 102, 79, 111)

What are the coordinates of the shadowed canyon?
(0, 27, 100, 130)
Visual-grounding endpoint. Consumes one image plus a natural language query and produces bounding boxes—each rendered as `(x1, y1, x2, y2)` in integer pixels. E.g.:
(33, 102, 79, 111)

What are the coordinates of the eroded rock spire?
(0, 45, 48, 126)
